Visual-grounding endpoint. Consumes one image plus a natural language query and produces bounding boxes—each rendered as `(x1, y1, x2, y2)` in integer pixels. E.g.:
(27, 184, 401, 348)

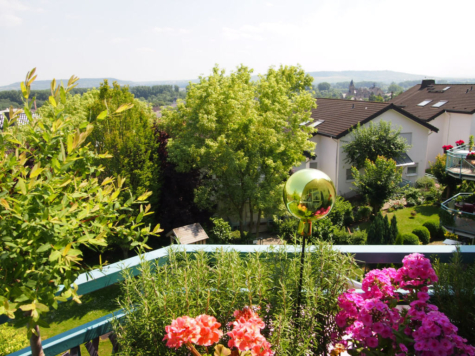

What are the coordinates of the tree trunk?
(249, 200, 254, 238)
(239, 205, 244, 239)
(255, 209, 262, 239)
(121, 247, 129, 259)
(30, 324, 45, 356)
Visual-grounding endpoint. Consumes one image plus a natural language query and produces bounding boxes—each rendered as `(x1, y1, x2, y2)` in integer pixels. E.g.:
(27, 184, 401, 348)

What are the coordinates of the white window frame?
(407, 165, 418, 176)
(400, 133, 412, 145)
(309, 161, 318, 169)
(346, 168, 354, 181)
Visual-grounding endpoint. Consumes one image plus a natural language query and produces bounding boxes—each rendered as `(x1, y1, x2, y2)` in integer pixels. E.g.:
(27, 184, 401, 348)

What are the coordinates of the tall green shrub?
(433, 251, 475, 344)
(114, 244, 358, 356)
(367, 212, 390, 244)
(412, 226, 430, 245)
(389, 215, 398, 245)
(401, 233, 420, 245)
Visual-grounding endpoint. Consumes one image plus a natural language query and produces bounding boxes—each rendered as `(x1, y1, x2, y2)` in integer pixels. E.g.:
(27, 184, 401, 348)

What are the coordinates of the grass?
(1, 284, 122, 356)
(352, 204, 440, 236)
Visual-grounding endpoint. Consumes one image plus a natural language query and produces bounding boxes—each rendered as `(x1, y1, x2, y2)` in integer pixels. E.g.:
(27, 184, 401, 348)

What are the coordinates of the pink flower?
(163, 316, 201, 348)
(456, 140, 465, 146)
(194, 314, 223, 346)
(366, 337, 378, 348)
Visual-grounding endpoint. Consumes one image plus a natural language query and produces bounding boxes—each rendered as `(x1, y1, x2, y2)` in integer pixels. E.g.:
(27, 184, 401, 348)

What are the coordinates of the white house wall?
(426, 114, 446, 167)
(336, 109, 431, 196)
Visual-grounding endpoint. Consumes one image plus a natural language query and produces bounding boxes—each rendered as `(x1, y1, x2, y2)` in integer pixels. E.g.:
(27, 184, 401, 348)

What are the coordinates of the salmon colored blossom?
(163, 316, 200, 348)
(194, 314, 223, 346)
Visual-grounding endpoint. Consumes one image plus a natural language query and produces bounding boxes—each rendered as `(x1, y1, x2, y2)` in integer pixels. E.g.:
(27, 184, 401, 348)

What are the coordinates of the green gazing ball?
(283, 168, 336, 221)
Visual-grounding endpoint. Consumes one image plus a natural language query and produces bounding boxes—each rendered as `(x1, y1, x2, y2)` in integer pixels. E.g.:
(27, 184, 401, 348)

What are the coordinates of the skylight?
(418, 99, 432, 107)
(443, 86, 451, 91)
(309, 120, 324, 128)
(432, 100, 448, 108)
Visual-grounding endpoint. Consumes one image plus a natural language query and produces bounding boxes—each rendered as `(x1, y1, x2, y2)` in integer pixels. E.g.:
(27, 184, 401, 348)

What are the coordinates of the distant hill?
(2, 70, 475, 91)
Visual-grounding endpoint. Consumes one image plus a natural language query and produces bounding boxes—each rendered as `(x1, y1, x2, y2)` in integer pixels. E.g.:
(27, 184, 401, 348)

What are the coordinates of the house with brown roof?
(296, 98, 439, 196)
(391, 79, 475, 166)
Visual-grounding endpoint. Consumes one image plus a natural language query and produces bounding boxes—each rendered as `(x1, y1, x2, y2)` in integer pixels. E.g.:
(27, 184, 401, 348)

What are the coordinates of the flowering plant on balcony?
(442, 145, 454, 153)
(466, 152, 475, 160)
(333, 253, 475, 355)
(456, 140, 465, 146)
(164, 307, 273, 356)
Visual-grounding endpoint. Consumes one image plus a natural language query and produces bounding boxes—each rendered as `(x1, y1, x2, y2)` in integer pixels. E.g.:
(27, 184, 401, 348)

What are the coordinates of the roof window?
(417, 99, 432, 107)
(432, 100, 448, 108)
(309, 119, 324, 128)
(443, 86, 451, 91)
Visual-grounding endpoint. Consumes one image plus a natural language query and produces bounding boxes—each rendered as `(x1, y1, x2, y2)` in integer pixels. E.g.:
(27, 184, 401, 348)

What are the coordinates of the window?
(417, 99, 432, 107)
(407, 165, 417, 175)
(309, 119, 324, 128)
(346, 168, 354, 181)
(443, 86, 451, 91)
(309, 161, 318, 169)
(400, 133, 412, 145)
(432, 100, 448, 108)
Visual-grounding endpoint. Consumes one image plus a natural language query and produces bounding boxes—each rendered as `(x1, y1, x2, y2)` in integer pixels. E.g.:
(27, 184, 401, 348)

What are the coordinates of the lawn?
(1, 284, 122, 356)
(352, 204, 440, 236)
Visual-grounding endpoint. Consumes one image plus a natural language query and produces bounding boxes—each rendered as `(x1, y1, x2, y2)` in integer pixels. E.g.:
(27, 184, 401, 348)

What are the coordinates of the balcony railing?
(446, 144, 475, 180)
(4, 244, 475, 356)
(441, 193, 475, 239)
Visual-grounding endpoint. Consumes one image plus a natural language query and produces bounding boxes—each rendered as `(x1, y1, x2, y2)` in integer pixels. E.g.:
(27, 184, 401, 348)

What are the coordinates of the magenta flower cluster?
(334, 253, 475, 356)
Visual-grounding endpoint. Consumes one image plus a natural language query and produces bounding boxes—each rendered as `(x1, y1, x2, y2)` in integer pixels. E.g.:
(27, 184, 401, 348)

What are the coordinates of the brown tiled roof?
(390, 83, 475, 121)
(308, 98, 438, 139)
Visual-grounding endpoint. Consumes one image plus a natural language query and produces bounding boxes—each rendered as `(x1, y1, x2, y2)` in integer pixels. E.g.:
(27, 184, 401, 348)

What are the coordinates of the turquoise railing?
(446, 144, 475, 179)
(441, 193, 475, 239)
(5, 244, 475, 356)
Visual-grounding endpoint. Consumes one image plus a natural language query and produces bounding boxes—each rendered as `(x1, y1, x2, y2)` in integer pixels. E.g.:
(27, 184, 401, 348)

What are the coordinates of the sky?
(1, 0, 474, 86)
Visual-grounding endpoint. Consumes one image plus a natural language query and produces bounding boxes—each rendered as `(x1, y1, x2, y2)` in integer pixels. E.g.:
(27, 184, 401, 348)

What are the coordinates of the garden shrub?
(355, 206, 372, 221)
(208, 217, 232, 243)
(401, 233, 420, 245)
(350, 230, 367, 245)
(412, 226, 430, 245)
(0, 324, 28, 355)
(423, 221, 444, 241)
(415, 176, 435, 190)
(114, 244, 358, 356)
(271, 216, 298, 242)
(395, 233, 404, 245)
(328, 196, 354, 228)
(433, 251, 475, 344)
(404, 187, 422, 201)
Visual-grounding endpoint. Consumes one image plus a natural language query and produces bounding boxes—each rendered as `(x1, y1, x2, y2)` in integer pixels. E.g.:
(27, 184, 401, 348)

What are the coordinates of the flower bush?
(164, 307, 273, 356)
(334, 253, 475, 355)
(456, 140, 465, 146)
(466, 152, 475, 160)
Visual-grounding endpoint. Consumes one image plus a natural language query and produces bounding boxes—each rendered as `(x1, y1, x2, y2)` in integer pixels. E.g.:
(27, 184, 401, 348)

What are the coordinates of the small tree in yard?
(429, 154, 459, 198)
(0, 70, 162, 356)
(161, 65, 316, 237)
(351, 156, 403, 213)
(343, 121, 411, 169)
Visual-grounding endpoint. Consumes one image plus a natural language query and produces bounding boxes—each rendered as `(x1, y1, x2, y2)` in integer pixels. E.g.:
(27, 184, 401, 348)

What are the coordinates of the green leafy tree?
(343, 121, 411, 169)
(388, 82, 403, 94)
(351, 156, 403, 212)
(317, 82, 331, 91)
(161, 65, 316, 236)
(0, 71, 162, 356)
(429, 154, 459, 198)
(368, 93, 384, 102)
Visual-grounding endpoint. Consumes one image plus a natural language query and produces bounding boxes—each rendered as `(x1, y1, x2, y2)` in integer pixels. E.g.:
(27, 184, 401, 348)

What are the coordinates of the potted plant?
(442, 144, 454, 153)
(467, 152, 475, 164)
(456, 139, 465, 146)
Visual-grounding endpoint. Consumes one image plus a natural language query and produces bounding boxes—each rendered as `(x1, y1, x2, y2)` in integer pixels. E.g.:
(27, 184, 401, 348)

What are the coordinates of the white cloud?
(222, 22, 299, 41)
(265, 2, 274, 6)
(0, 0, 43, 27)
(111, 37, 129, 44)
(136, 47, 157, 53)
(153, 27, 189, 34)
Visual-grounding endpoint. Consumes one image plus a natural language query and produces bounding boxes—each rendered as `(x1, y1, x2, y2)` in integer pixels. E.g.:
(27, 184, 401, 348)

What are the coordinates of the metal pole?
(296, 220, 311, 322)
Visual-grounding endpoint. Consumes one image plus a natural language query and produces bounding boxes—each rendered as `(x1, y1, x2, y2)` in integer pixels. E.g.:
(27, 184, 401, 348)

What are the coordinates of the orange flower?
(163, 316, 201, 348)
(194, 314, 223, 346)
(297, 204, 307, 212)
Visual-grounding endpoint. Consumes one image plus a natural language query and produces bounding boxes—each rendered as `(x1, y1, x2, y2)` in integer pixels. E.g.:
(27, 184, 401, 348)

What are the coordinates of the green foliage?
(328, 196, 354, 228)
(368, 93, 384, 102)
(271, 216, 299, 242)
(415, 176, 435, 190)
(422, 221, 444, 241)
(355, 205, 372, 221)
(332, 228, 367, 245)
(351, 230, 368, 245)
(429, 154, 459, 193)
(0, 324, 28, 355)
(433, 251, 475, 344)
(161, 65, 316, 234)
(401, 233, 420, 245)
(389, 215, 398, 245)
(114, 244, 358, 355)
(129, 85, 186, 107)
(351, 156, 403, 212)
(317, 82, 331, 91)
(470, 135, 474, 151)
(412, 226, 430, 245)
(343, 121, 411, 169)
(208, 218, 233, 244)
(387, 82, 404, 94)
(0, 71, 161, 339)
(367, 212, 387, 244)
(395, 233, 404, 245)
